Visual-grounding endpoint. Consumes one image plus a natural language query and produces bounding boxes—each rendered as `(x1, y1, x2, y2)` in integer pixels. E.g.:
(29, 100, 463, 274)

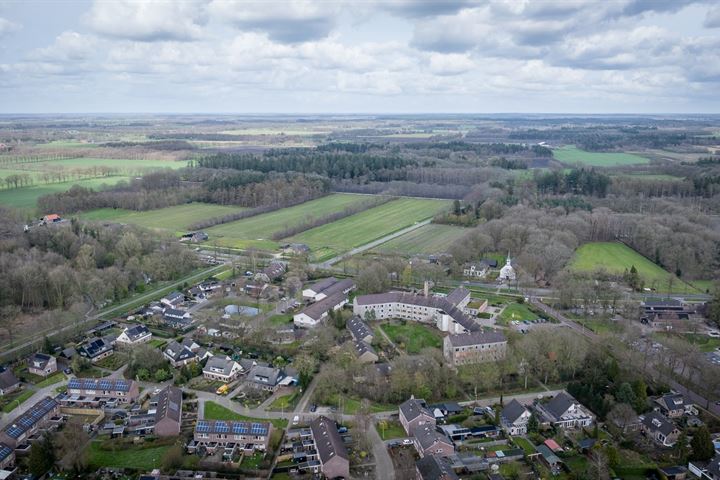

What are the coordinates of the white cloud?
(705, 5, 720, 28)
(85, 0, 209, 41)
(0, 17, 20, 37)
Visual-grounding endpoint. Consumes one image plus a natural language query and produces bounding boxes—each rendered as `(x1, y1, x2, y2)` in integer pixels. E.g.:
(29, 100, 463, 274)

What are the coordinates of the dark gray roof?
(123, 325, 150, 341)
(307, 277, 339, 294)
(155, 386, 182, 423)
(445, 287, 470, 306)
(642, 298, 682, 307)
(642, 411, 677, 437)
(310, 415, 349, 463)
(416, 455, 459, 480)
(263, 262, 286, 280)
(544, 392, 576, 420)
(299, 292, 347, 321)
(28, 352, 53, 369)
(164, 341, 196, 362)
(204, 356, 238, 376)
(163, 291, 184, 302)
(347, 316, 373, 341)
(400, 397, 433, 423)
(321, 278, 355, 297)
(446, 330, 506, 347)
(355, 292, 479, 332)
(0, 369, 19, 390)
(249, 365, 283, 386)
(412, 423, 453, 451)
(354, 341, 377, 358)
(656, 393, 685, 412)
(78, 337, 113, 358)
(163, 308, 187, 318)
(501, 399, 528, 424)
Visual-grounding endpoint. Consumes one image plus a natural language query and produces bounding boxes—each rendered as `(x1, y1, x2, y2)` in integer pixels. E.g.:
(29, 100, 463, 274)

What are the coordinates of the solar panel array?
(67, 378, 131, 392)
(195, 420, 269, 436)
(3, 396, 58, 439)
(0, 443, 12, 461)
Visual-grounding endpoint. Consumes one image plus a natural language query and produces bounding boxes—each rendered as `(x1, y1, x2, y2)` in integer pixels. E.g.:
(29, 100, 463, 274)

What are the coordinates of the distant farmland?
(290, 198, 450, 261)
(80, 203, 246, 234)
(0, 176, 130, 211)
(372, 224, 469, 255)
(205, 194, 370, 250)
(553, 146, 650, 167)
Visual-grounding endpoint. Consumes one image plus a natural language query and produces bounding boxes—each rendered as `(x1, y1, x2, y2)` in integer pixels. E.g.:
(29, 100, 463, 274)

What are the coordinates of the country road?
(0, 263, 228, 361)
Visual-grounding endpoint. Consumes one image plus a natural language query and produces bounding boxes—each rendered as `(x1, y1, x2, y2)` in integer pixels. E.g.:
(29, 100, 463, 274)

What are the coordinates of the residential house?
(535, 391, 594, 429)
(412, 424, 455, 458)
(247, 365, 293, 392)
(0, 442, 14, 470)
(0, 370, 20, 396)
(152, 386, 183, 437)
(655, 393, 694, 418)
(163, 308, 191, 325)
(163, 341, 197, 368)
(416, 454, 459, 480)
(399, 397, 436, 436)
(116, 325, 152, 346)
(203, 356, 243, 383)
(303, 277, 355, 303)
(27, 353, 57, 377)
(353, 288, 480, 335)
(194, 419, 272, 452)
(309, 416, 350, 480)
(443, 330, 507, 366)
(255, 262, 286, 283)
(0, 397, 60, 448)
(641, 411, 680, 447)
(161, 291, 184, 308)
(64, 378, 139, 405)
(347, 316, 373, 343)
(353, 341, 379, 364)
(501, 399, 532, 436)
(689, 454, 720, 480)
(77, 337, 114, 362)
(294, 292, 348, 328)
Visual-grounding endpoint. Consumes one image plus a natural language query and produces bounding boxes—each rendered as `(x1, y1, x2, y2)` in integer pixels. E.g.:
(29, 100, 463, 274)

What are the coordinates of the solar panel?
(232, 422, 248, 434)
(0, 444, 12, 460)
(215, 421, 229, 433)
(196, 421, 210, 433)
(99, 379, 111, 390)
(251, 423, 268, 435)
(68, 378, 81, 389)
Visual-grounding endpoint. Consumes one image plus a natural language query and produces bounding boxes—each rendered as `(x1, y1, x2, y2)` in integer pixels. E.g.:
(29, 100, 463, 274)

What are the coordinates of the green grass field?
(205, 194, 370, 250)
(0, 176, 130, 210)
(570, 242, 685, 291)
(80, 203, 245, 234)
(380, 322, 442, 354)
(377, 420, 407, 440)
(498, 303, 539, 325)
(87, 441, 171, 470)
(553, 146, 650, 167)
(372, 223, 469, 255)
(27, 157, 186, 171)
(290, 198, 449, 261)
(204, 400, 288, 428)
(1, 389, 35, 413)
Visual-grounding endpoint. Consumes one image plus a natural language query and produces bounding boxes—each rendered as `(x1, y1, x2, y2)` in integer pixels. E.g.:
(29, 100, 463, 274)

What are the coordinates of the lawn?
(290, 198, 450, 261)
(204, 400, 288, 428)
(0, 176, 130, 210)
(511, 436, 536, 454)
(268, 392, 299, 411)
(662, 333, 720, 353)
(325, 394, 396, 414)
(148, 338, 168, 349)
(205, 193, 369, 250)
(498, 303, 540, 325)
(570, 242, 689, 292)
(87, 440, 172, 470)
(35, 372, 67, 388)
(377, 420, 407, 440)
(267, 314, 293, 326)
(380, 322, 442, 354)
(372, 224, 470, 255)
(553, 146, 650, 167)
(80, 203, 245, 234)
(1, 389, 35, 413)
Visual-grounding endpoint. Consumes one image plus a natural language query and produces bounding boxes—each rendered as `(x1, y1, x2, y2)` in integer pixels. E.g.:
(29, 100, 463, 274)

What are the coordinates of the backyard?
(379, 321, 443, 354)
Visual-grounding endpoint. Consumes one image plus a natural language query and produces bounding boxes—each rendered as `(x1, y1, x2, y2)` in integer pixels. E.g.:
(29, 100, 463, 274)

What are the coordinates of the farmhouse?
(0, 397, 60, 448)
(640, 411, 680, 447)
(443, 330, 507, 366)
(77, 337, 114, 362)
(309, 415, 350, 480)
(412, 423, 455, 458)
(0, 370, 20, 396)
(27, 353, 57, 377)
(64, 378, 139, 405)
(193, 419, 272, 452)
(353, 287, 479, 335)
(347, 316, 373, 343)
(203, 356, 242, 383)
(302, 277, 355, 302)
(535, 392, 594, 430)
(501, 399, 532, 436)
(116, 325, 152, 346)
(416, 455, 459, 480)
(399, 397, 436, 436)
(294, 292, 348, 328)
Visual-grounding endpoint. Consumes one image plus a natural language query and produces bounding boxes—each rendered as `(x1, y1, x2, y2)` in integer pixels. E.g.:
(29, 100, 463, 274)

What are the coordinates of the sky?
(0, 0, 719, 114)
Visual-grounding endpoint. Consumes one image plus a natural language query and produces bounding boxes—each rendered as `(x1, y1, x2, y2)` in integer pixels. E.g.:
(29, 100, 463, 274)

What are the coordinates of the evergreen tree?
(691, 425, 714, 461)
(528, 413, 539, 433)
(28, 434, 55, 477)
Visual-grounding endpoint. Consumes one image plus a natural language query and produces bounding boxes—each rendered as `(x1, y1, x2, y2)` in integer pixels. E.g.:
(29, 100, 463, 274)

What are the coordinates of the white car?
(402, 438, 413, 445)
(709, 331, 720, 338)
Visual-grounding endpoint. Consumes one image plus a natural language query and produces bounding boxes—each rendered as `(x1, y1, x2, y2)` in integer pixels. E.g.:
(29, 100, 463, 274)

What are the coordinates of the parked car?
(309, 404, 317, 412)
(402, 438, 413, 445)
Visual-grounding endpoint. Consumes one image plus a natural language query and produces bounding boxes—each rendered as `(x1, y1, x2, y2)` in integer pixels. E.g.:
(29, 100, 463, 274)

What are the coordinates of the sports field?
(80, 203, 245, 234)
(205, 193, 369, 250)
(372, 224, 469, 255)
(289, 198, 450, 261)
(553, 146, 650, 167)
(570, 242, 681, 290)
(0, 176, 130, 210)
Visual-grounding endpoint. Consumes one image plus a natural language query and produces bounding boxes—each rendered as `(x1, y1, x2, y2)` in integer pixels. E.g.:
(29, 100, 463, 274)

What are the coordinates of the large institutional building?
(443, 330, 508, 365)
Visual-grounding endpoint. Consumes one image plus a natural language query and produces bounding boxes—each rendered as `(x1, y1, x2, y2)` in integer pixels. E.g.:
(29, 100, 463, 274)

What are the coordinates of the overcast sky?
(1, 0, 719, 114)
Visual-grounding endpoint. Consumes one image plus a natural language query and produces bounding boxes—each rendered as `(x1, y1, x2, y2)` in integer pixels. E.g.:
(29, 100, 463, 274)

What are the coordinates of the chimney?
(423, 281, 429, 297)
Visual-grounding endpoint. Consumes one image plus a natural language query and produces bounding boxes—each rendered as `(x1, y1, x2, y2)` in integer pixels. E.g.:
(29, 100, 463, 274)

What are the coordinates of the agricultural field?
(25, 157, 186, 172)
(553, 146, 650, 167)
(80, 203, 245, 234)
(372, 224, 469, 255)
(290, 198, 450, 261)
(570, 242, 691, 292)
(0, 176, 130, 210)
(205, 193, 371, 250)
(380, 322, 443, 354)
